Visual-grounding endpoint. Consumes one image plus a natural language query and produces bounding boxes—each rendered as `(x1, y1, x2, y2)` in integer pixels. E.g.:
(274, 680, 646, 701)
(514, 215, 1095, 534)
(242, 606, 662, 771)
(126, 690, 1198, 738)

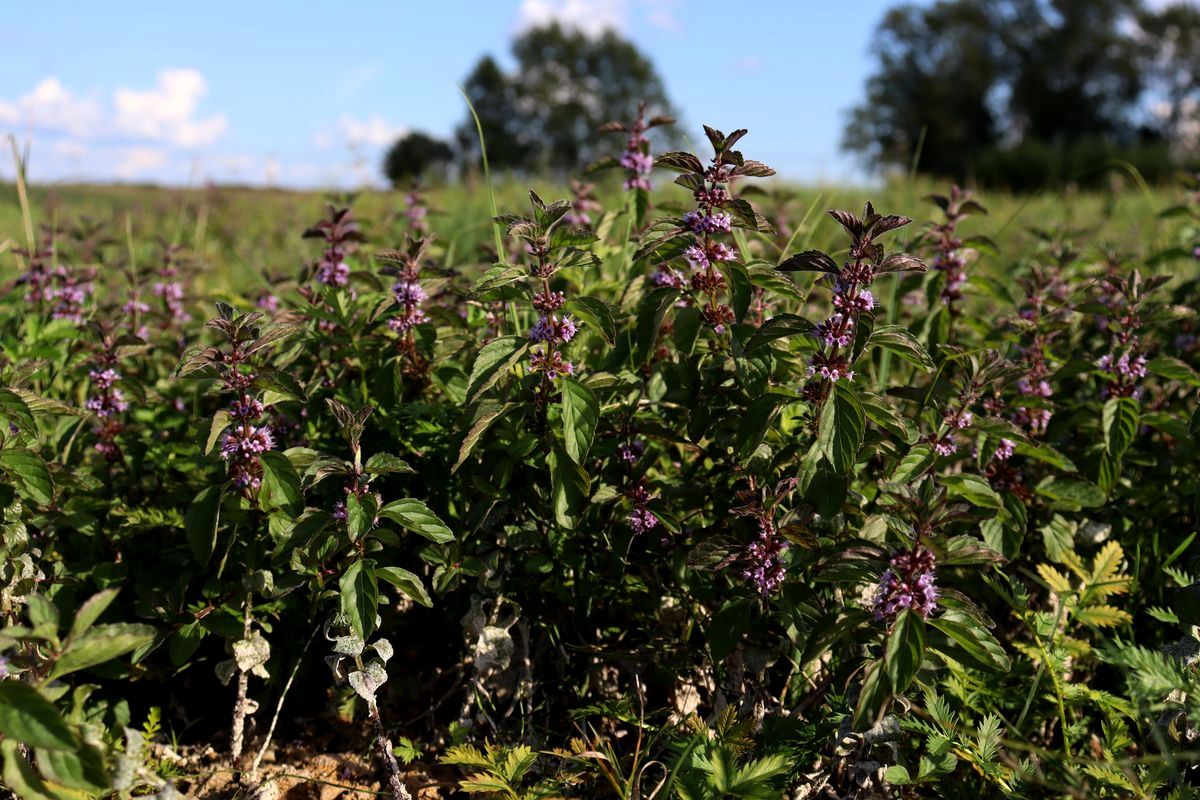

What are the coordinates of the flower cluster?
(205, 309, 277, 491)
(873, 547, 938, 620)
(1095, 272, 1151, 399)
(20, 235, 94, 325)
(925, 186, 985, 317)
(404, 185, 429, 233)
(742, 520, 788, 595)
(727, 478, 798, 596)
(627, 483, 658, 535)
(784, 204, 916, 402)
(670, 128, 774, 334)
(86, 355, 128, 461)
(305, 206, 365, 288)
(379, 237, 433, 339)
(153, 245, 191, 326)
(618, 109, 653, 191)
(565, 180, 601, 228)
(600, 102, 673, 196)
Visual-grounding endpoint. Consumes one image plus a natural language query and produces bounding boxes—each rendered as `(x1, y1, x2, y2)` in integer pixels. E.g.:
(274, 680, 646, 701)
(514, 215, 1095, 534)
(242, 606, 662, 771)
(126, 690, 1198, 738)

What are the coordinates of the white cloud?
(338, 115, 406, 147)
(0, 77, 103, 136)
(113, 69, 228, 147)
(0, 69, 228, 149)
(113, 146, 169, 179)
(516, 0, 679, 37)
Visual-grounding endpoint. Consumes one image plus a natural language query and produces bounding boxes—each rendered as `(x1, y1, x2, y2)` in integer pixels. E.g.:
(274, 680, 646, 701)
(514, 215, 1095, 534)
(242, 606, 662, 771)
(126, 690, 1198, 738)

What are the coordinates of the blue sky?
(0, 1, 900, 188)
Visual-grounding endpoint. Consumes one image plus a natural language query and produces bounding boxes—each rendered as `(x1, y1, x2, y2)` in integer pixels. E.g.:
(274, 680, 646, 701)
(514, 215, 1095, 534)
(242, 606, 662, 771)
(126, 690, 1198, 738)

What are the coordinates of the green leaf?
(0, 682, 76, 751)
(736, 393, 797, 458)
(818, 383, 864, 474)
(1148, 355, 1200, 387)
(468, 263, 527, 298)
(259, 451, 302, 516)
(377, 499, 454, 543)
(941, 473, 1002, 509)
(548, 446, 589, 529)
(852, 658, 892, 730)
(0, 389, 36, 435)
(560, 377, 600, 464)
(885, 610, 925, 695)
(69, 590, 119, 640)
(566, 296, 619, 345)
(37, 741, 109, 792)
(363, 453, 415, 476)
(205, 409, 231, 455)
(346, 493, 376, 542)
(709, 598, 753, 661)
(1036, 476, 1105, 510)
(185, 486, 222, 565)
(377, 566, 433, 608)
(465, 336, 528, 405)
(1013, 441, 1075, 471)
(868, 325, 934, 371)
(634, 287, 679, 365)
(861, 392, 917, 444)
(2, 739, 60, 800)
(928, 610, 1011, 672)
(743, 313, 814, 353)
(884, 765, 912, 785)
(0, 448, 53, 506)
(50, 623, 156, 679)
(340, 559, 379, 640)
(890, 444, 936, 483)
(1102, 396, 1139, 458)
(453, 402, 520, 473)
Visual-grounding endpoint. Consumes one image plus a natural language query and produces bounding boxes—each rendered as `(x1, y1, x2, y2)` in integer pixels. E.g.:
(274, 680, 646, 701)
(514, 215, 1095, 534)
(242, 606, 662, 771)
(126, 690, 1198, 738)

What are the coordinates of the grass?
(0, 171, 1185, 298)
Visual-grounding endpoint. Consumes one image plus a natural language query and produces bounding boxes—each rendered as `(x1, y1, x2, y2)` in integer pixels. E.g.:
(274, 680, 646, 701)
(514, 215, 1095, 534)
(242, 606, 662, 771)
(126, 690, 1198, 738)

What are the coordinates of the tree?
(844, 0, 1159, 181)
(1138, 2, 1200, 159)
(1004, 0, 1143, 145)
(842, 1, 1003, 177)
(454, 55, 535, 173)
(456, 23, 676, 173)
(383, 132, 454, 186)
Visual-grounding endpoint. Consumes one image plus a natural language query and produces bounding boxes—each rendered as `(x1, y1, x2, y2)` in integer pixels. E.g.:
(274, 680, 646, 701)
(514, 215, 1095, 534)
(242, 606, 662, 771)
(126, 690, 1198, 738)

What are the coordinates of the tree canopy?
(383, 131, 455, 186)
(844, 0, 1199, 183)
(455, 23, 676, 173)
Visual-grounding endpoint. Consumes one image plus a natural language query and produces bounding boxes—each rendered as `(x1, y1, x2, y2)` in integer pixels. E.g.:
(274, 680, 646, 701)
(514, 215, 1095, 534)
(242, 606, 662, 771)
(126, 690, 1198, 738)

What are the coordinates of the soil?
(156, 736, 458, 799)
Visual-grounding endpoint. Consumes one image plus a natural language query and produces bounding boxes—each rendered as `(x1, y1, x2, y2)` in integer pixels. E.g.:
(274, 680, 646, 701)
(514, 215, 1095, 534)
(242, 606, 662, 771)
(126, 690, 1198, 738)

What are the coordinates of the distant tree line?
(844, 0, 1200, 189)
(383, 22, 675, 186)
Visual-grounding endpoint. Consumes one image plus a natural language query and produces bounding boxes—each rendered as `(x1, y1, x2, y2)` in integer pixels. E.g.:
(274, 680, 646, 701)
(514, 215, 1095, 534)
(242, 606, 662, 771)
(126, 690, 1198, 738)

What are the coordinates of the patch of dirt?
(156, 741, 455, 799)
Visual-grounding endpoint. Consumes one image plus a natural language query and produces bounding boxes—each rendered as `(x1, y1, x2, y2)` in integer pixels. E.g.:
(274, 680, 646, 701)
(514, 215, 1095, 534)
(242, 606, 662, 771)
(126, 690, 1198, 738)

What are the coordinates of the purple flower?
(993, 438, 1016, 461)
(619, 150, 653, 175)
(315, 260, 351, 287)
(944, 410, 972, 429)
(816, 313, 855, 348)
(393, 280, 426, 305)
(684, 245, 709, 269)
(86, 389, 128, 418)
(742, 523, 788, 595)
(0, 654, 9, 680)
(256, 292, 280, 312)
(529, 315, 577, 344)
(629, 507, 658, 535)
(806, 352, 854, 382)
(834, 289, 874, 313)
(332, 501, 348, 522)
(229, 397, 266, 421)
(617, 440, 644, 465)
(528, 350, 573, 379)
(932, 436, 957, 456)
(219, 425, 275, 461)
(873, 547, 938, 620)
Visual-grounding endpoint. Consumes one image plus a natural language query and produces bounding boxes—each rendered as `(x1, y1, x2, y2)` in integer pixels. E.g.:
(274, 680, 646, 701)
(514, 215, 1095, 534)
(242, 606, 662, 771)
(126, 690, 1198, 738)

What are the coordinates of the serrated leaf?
(560, 377, 599, 464)
(466, 336, 528, 405)
(377, 499, 453, 543)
